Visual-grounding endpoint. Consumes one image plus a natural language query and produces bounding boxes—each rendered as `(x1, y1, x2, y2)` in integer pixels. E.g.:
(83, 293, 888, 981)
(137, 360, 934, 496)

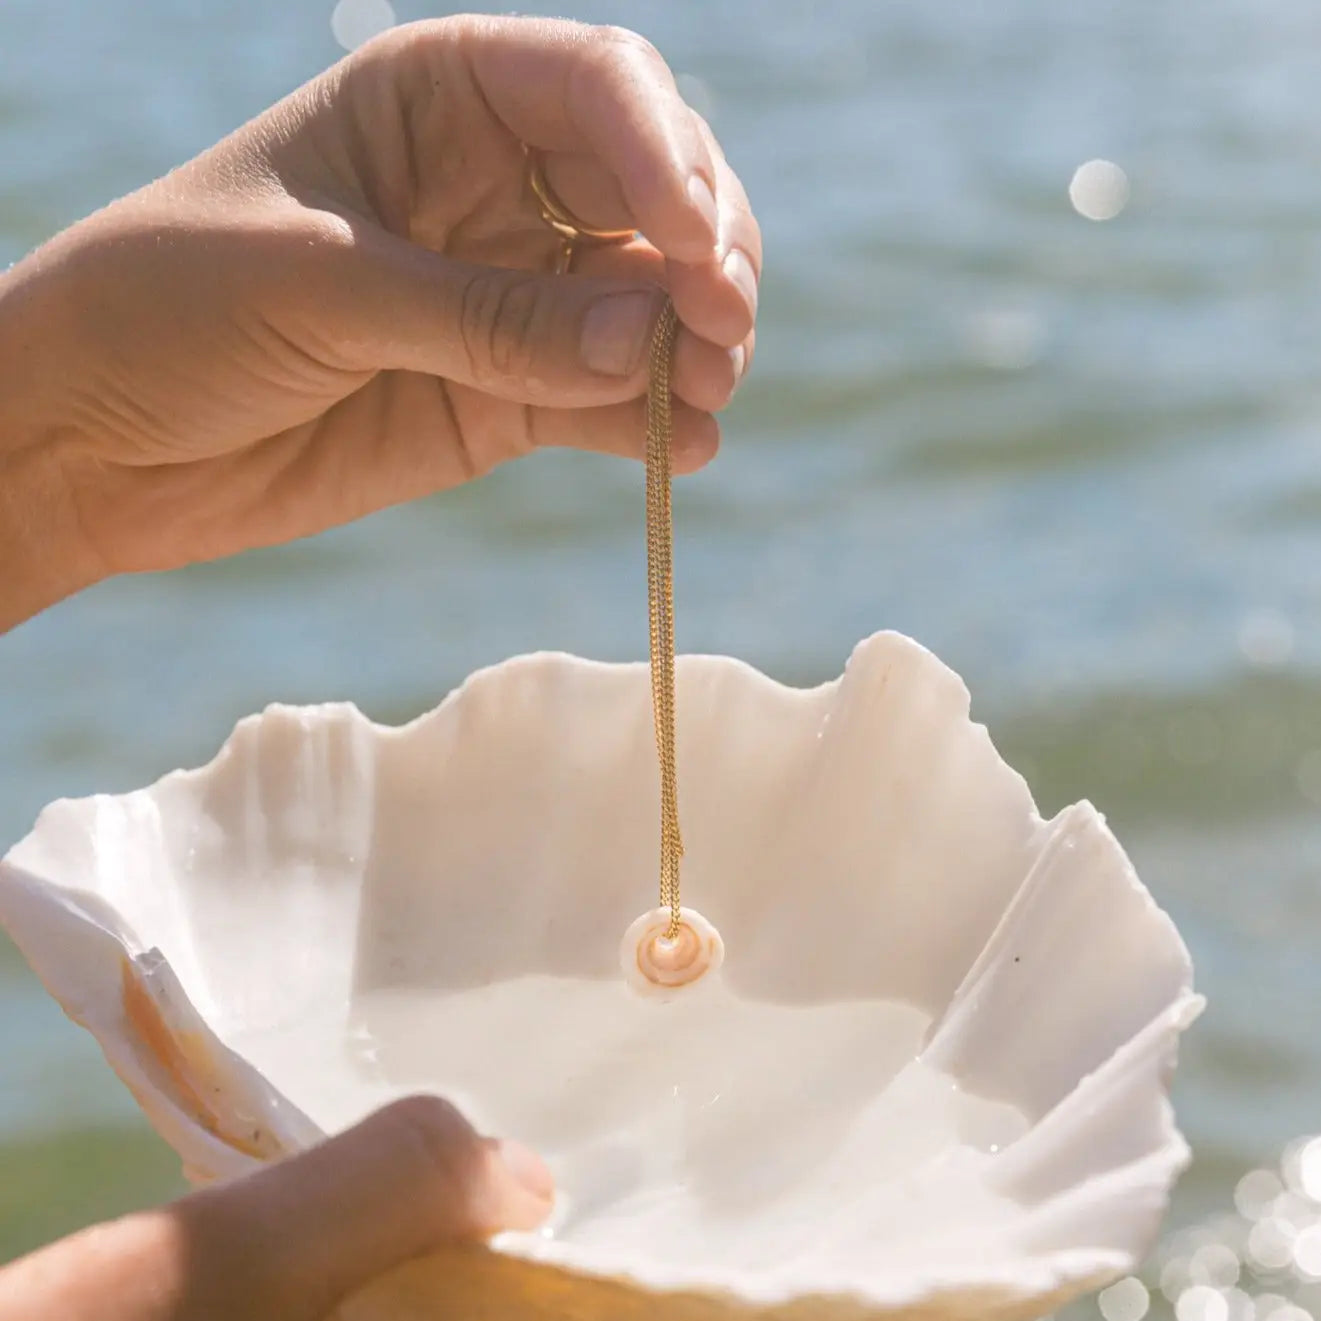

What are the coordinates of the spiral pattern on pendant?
(620, 906, 724, 997)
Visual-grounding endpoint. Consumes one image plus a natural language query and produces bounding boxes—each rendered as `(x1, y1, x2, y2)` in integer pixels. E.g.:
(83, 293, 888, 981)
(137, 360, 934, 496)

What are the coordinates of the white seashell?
(0, 632, 1202, 1320)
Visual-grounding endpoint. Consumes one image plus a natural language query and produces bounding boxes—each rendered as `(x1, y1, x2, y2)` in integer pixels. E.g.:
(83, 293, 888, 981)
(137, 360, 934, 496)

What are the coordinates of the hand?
(0, 1097, 554, 1321)
(0, 15, 761, 629)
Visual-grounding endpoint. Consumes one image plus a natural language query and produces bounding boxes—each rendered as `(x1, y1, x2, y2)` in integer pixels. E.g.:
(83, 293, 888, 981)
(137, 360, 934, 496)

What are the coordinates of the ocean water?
(4, 0, 1321, 1315)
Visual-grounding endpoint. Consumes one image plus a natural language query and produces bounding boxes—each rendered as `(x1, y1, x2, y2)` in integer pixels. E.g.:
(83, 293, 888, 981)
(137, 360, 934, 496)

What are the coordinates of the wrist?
(0, 441, 102, 632)
(0, 247, 68, 457)
(0, 259, 105, 631)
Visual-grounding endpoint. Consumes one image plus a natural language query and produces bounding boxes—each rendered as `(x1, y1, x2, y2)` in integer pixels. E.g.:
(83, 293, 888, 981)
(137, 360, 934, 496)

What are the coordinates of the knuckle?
(586, 24, 666, 85)
(379, 1092, 455, 1140)
(377, 1094, 483, 1186)
(597, 24, 662, 61)
(359, 15, 465, 59)
(566, 25, 670, 124)
(458, 269, 547, 382)
(300, 209, 359, 253)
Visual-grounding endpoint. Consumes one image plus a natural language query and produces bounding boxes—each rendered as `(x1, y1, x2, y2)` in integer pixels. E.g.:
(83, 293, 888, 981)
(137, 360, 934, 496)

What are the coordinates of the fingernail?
(722, 248, 758, 317)
(729, 343, 746, 388)
(687, 173, 720, 239)
(496, 1138, 555, 1203)
(581, 290, 658, 376)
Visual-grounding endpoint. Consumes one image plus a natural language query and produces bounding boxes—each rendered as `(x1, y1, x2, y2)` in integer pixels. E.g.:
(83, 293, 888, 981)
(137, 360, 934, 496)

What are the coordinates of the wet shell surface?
(0, 631, 1202, 1320)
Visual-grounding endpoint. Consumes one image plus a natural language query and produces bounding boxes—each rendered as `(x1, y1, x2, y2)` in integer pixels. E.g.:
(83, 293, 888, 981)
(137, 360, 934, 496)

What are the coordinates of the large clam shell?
(0, 632, 1201, 1319)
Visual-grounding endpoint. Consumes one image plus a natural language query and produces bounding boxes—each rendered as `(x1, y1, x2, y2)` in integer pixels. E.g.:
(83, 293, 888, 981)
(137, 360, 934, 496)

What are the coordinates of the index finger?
(453, 16, 721, 264)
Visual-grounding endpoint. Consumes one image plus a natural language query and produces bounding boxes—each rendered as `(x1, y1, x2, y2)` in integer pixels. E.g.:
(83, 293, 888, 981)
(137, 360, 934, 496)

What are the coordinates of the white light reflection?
(675, 72, 716, 122)
(1296, 753, 1321, 807)
(962, 307, 1046, 370)
(1177, 1284, 1230, 1321)
(1191, 1244, 1242, 1289)
(331, 0, 396, 52)
(1134, 1125, 1321, 1321)
(1239, 1170, 1287, 1220)
(1294, 1227, 1321, 1280)
(1299, 1141, 1321, 1203)
(1254, 1295, 1293, 1321)
(1098, 1275, 1151, 1321)
(1237, 610, 1296, 669)
(1069, 159, 1130, 221)
(1272, 1192, 1320, 1230)
(1164, 1255, 1195, 1303)
(1284, 1138, 1321, 1198)
(1221, 1288, 1255, 1321)
(1249, 1218, 1298, 1273)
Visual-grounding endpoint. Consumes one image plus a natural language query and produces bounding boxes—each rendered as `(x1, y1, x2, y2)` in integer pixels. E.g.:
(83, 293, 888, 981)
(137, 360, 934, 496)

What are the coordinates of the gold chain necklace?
(645, 299, 684, 943)
(620, 296, 725, 995)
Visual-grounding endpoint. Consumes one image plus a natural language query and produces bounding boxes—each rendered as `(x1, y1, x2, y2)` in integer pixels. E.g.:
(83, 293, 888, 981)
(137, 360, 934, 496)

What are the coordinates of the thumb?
(325, 224, 669, 406)
(175, 1096, 554, 1321)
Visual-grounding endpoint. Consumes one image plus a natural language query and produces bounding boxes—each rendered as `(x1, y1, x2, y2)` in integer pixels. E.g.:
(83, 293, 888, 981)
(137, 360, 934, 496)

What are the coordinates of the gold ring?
(523, 145, 636, 274)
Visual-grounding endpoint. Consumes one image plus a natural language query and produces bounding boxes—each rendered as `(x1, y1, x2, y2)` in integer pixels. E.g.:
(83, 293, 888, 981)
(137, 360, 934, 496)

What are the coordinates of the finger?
(172, 1096, 553, 1321)
(534, 394, 721, 472)
(321, 219, 745, 411)
(448, 17, 720, 263)
(575, 243, 754, 410)
(667, 113, 762, 346)
(541, 150, 632, 233)
(72, 371, 723, 577)
(324, 220, 656, 402)
(565, 122, 761, 350)
(672, 328, 749, 413)
(438, 382, 720, 476)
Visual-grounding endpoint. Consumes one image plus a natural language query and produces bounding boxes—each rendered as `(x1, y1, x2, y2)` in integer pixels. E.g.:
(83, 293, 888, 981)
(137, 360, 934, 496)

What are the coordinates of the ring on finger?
(523, 145, 637, 274)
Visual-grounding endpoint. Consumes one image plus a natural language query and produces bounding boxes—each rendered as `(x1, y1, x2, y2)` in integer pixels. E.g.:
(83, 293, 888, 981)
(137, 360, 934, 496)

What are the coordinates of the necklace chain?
(645, 300, 683, 941)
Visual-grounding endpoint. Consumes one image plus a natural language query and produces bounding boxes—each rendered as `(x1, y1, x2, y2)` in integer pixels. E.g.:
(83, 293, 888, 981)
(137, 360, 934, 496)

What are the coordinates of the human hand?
(0, 1096, 553, 1321)
(0, 16, 760, 629)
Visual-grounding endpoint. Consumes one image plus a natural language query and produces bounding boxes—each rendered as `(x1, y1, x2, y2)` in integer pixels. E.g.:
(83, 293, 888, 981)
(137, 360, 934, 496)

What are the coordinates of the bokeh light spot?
(1164, 1256, 1194, 1303)
(1221, 1288, 1255, 1321)
(963, 307, 1047, 370)
(1239, 1169, 1287, 1220)
(1069, 158, 1130, 221)
(1249, 1218, 1298, 1272)
(1177, 1284, 1230, 1321)
(1298, 1139, 1321, 1202)
(1191, 1244, 1242, 1289)
(675, 72, 716, 121)
(1253, 1296, 1293, 1321)
(1099, 1275, 1151, 1321)
(1293, 1226, 1321, 1280)
(1238, 610, 1296, 669)
(1295, 752, 1321, 807)
(331, 0, 396, 52)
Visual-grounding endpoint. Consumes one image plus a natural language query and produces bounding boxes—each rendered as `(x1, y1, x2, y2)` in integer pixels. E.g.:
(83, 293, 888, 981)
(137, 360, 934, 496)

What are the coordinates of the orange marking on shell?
(636, 924, 703, 985)
(119, 957, 272, 1160)
(620, 907, 724, 996)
